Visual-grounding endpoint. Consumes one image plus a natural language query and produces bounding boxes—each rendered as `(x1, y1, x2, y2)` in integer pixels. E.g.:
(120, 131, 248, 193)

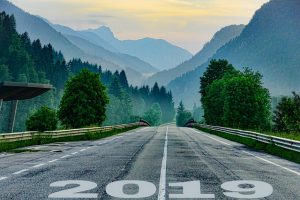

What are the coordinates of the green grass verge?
(195, 126, 300, 164)
(0, 126, 140, 153)
(260, 131, 300, 141)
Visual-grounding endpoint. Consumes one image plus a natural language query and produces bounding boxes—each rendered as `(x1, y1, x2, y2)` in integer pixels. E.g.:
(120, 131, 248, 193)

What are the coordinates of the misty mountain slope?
(65, 34, 158, 74)
(84, 26, 193, 70)
(145, 24, 245, 86)
(52, 23, 118, 53)
(0, 0, 83, 60)
(0, 0, 122, 72)
(168, 0, 300, 108)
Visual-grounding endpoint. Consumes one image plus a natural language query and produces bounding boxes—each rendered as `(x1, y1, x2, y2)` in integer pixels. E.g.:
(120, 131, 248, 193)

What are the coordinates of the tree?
(192, 103, 203, 122)
(0, 64, 11, 81)
(143, 103, 162, 126)
(202, 66, 271, 130)
(119, 70, 129, 89)
(200, 59, 235, 102)
(273, 92, 300, 132)
(26, 106, 57, 132)
(58, 69, 109, 128)
(222, 70, 271, 130)
(176, 101, 192, 127)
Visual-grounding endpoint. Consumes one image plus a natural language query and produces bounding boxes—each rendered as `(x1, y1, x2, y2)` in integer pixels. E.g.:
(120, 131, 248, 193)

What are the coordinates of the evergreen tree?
(176, 101, 192, 127)
(200, 59, 235, 102)
(119, 70, 129, 89)
(143, 103, 162, 126)
(0, 64, 11, 81)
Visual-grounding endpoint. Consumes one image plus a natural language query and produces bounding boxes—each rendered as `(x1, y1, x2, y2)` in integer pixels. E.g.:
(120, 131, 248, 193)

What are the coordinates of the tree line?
(0, 12, 175, 132)
(199, 59, 300, 134)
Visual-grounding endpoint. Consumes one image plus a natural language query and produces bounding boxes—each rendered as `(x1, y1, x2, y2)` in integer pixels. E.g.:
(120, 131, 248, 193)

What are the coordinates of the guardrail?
(0, 121, 148, 143)
(187, 123, 300, 153)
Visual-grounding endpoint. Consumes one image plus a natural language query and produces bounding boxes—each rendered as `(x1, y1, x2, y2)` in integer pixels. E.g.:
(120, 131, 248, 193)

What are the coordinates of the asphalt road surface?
(0, 125, 300, 199)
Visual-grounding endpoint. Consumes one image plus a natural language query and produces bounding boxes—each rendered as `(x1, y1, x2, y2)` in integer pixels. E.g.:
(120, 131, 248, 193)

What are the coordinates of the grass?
(260, 131, 300, 141)
(0, 126, 139, 153)
(195, 126, 300, 164)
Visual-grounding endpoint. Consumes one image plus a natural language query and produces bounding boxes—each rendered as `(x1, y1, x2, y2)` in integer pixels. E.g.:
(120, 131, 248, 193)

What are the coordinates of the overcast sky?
(10, 0, 269, 54)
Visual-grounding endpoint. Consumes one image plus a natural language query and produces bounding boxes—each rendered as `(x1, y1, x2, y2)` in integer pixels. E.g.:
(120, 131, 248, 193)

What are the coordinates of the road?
(0, 125, 300, 199)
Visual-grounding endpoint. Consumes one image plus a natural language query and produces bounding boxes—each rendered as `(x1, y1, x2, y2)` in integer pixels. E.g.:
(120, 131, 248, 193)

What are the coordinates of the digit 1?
(169, 181, 215, 199)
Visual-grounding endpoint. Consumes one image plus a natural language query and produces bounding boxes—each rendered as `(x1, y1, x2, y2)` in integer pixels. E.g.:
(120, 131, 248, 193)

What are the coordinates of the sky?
(10, 0, 269, 54)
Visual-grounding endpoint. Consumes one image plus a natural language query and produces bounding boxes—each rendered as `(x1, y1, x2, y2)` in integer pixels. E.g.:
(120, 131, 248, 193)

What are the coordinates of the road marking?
(13, 169, 29, 175)
(48, 159, 59, 163)
(60, 155, 71, 159)
(190, 129, 232, 146)
(0, 177, 8, 181)
(33, 163, 46, 168)
(243, 151, 300, 176)
(158, 126, 168, 200)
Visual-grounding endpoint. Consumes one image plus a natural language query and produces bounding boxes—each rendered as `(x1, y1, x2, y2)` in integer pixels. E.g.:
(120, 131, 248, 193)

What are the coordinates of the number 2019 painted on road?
(48, 180, 273, 199)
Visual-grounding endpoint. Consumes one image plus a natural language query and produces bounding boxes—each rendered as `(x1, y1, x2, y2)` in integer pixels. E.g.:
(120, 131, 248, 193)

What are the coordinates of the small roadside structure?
(0, 82, 53, 133)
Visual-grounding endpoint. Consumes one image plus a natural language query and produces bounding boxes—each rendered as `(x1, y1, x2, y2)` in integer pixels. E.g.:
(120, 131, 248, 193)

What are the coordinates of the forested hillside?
(0, 12, 175, 133)
(168, 0, 300, 108)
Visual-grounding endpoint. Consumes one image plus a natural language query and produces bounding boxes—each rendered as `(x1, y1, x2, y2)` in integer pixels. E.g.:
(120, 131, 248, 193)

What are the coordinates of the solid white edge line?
(158, 126, 168, 200)
(0, 177, 8, 181)
(190, 128, 232, 146)
(243, 151, 300, 176)
(13, 169, 29, 175)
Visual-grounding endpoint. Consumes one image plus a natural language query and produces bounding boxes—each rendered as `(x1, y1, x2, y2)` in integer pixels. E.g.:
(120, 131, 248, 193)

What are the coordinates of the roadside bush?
(26, 106, 58, 132)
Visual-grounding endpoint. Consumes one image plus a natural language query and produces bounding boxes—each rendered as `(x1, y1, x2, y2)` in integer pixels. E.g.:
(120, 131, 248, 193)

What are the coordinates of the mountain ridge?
(145, 24, 245, 86)
(167, 0, 300, 108)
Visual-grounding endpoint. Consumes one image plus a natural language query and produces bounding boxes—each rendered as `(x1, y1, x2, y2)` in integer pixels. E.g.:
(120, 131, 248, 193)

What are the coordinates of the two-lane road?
(0, 125, 299, 199)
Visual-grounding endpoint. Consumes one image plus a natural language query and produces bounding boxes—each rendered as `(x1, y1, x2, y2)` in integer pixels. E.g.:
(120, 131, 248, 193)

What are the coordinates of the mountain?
(0, 0, 121, 72)
(65, 34, 158, 74)
(84, 26, 193, 70)
(0, 0, 158, 85)
(167, 0, 300, 108)
(52, 24, 118, 53)
(51, 24, 158, 74)
(145, 25, 245, 86)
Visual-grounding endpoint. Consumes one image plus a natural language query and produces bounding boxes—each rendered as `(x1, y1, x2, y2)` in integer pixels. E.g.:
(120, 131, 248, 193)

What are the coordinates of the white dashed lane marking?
(0, 177, 8, 181)
(32, 163, 46, 168)
(48, 159, 59, 163)
(60, 155, 71, 159)
(13, 169, 29, 175)
(0, 131, 136, 182)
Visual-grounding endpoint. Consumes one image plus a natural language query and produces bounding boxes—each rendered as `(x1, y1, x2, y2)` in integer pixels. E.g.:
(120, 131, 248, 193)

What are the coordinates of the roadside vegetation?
(196, 59, 300, 140)
(0, 125, 139, 153)
(176, 101, 192, 127)
(195, 126, 300, 164)
(0, 12, 175, 133)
